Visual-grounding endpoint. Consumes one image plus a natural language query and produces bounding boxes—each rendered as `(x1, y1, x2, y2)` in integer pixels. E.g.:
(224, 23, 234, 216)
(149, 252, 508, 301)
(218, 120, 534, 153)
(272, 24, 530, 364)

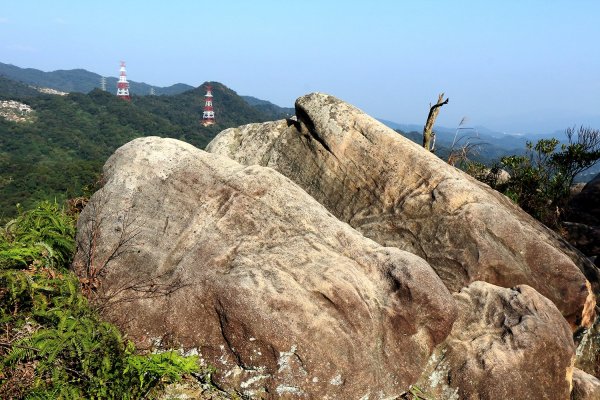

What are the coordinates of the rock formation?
(207, 93, 597, 328)
(415, 282, 576, 400)
(76, 94, 600, 399)
(74, 137, 457, 399)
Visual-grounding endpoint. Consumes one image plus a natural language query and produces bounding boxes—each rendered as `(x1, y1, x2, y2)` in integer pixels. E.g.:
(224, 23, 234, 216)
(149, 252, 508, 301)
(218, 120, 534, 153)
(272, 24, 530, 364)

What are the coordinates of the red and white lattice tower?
(116, 61, 130, 101)
(201, 85, 215, 126)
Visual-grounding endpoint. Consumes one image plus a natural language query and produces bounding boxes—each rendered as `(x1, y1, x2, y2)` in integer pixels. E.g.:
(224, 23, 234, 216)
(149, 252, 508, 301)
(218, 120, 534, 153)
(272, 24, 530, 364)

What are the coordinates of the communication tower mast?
(116, 61, 130, 101)
(201, 85, 215, 126)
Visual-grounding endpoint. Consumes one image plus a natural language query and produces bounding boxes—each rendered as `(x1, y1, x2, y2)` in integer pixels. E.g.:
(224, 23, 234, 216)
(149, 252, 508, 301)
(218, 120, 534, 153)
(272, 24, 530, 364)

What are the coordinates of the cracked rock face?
(416, 281, 576, 400)
(207, 92, 597, 328)
(74, 137, 457, 399)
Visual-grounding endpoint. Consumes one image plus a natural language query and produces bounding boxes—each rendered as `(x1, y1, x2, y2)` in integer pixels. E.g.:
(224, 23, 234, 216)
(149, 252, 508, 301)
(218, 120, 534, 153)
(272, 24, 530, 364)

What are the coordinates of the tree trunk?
(423, 93, 449, 151)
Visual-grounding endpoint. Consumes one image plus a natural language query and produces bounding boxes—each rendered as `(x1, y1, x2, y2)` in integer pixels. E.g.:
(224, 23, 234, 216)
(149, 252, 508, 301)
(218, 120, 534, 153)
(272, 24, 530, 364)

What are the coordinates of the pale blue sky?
(1, 1, 599, 133)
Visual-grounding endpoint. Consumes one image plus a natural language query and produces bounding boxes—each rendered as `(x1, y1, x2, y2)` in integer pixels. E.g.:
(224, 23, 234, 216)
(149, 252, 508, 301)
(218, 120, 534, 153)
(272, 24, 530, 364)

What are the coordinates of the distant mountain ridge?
(241, 95, 295, 120)
(377, 118, 600, 182)
(0, 62, 295, 114)
(0, 61, 194, 96)
(1, 61, 596, 201)
(378, 119, 533, 150)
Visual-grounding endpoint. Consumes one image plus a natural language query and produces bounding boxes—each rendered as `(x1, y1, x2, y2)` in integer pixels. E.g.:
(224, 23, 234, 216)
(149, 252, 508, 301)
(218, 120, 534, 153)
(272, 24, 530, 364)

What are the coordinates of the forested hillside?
(0, 79, 288, 216)
(0, 76, 43, 99)
(134, 83, 279, 131)
(241, 95, 295, 120)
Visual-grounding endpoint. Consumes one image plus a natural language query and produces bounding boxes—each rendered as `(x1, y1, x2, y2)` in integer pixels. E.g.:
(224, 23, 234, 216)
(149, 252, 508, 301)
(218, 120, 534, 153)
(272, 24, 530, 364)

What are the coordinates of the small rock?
(416, 281, 576, 400)
(572, 368, 600, 400)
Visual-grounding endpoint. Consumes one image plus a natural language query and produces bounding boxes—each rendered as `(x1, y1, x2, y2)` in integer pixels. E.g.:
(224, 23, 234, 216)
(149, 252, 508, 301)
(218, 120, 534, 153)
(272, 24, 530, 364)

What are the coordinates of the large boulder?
(207, 93, 597, 327)
(415, 281, 576, 400)
(74, 137, 457, 399)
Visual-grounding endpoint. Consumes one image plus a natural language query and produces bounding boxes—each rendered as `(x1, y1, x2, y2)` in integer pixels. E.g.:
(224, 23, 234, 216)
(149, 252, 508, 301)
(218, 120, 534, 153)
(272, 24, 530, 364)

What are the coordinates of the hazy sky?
(1, 1, 599, 134)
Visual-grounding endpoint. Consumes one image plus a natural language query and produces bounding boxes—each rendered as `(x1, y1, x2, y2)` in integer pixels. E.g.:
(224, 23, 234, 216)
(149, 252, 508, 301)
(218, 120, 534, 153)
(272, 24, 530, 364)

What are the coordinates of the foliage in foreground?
(400, 385, 434, 400)
(0, 201, 200, 399)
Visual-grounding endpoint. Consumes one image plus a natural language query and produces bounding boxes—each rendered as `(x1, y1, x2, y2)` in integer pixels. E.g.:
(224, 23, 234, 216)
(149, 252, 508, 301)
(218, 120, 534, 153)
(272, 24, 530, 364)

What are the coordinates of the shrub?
(488, 127, 600, 228)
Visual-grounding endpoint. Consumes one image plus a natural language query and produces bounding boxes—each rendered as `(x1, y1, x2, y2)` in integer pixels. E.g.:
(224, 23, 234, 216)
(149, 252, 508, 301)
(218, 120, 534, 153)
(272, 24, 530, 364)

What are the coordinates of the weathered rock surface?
(414, 281, 576, 400)
(572, 368, 600, 400)
(207, 93, 597, 327)
(74, 137, 457, 399)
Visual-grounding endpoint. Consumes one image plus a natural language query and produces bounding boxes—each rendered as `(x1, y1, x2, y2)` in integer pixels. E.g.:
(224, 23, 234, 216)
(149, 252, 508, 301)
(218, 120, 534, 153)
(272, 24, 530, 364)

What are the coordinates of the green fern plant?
(1, 201, 75, 270)
(409, 385, 434, 400)
(1, 269, 200, 399)
(0, 202, 202, 399)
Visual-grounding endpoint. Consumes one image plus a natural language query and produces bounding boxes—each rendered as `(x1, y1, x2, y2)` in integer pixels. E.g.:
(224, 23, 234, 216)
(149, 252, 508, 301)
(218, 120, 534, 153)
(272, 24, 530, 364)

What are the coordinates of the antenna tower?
(201, 85, 215, 126)
(116, 61, 130, 101)
(100, 76, 106, 91)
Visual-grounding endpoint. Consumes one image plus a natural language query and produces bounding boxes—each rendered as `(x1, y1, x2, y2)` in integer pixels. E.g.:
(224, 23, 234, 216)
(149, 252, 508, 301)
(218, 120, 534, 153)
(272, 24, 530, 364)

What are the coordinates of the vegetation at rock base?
(398, 120, 600, 230)
(470, 126, 600, 228)
(400, 385, 434, 400)
(0, 201, 202, 399)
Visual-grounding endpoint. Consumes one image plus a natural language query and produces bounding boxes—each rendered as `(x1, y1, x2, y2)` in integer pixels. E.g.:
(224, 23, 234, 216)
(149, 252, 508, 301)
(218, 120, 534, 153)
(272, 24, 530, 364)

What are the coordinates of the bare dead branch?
(73, 192, 189, 317)
(423, 93, 449, 151)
